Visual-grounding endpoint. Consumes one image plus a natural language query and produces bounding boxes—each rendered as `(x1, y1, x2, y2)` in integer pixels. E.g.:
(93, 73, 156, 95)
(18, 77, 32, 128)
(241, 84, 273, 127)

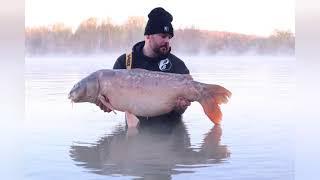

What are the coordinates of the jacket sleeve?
(113, 54, 126, 69)
(179, 61, 190, 74)
(169, 54, 190, 74)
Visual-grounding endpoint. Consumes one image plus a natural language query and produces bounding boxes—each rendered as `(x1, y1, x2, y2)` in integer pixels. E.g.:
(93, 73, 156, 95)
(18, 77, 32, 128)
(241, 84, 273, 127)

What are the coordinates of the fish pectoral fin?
(98, 94, 117, 114)
(125, 112, 139, 128)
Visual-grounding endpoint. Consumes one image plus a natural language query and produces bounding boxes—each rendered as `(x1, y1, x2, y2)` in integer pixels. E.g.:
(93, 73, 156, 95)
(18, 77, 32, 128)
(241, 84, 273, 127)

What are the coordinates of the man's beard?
(154, 44, 170, 56)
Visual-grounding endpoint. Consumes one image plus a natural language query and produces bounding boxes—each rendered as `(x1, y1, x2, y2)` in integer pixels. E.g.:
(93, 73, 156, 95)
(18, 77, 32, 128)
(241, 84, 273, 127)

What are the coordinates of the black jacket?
(113, 41, 190, 121)
(113, 41, 189, 74)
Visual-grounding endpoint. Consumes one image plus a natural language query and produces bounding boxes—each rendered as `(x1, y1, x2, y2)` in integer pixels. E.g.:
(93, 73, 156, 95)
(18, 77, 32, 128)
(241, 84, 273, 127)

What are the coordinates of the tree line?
(25, 17, 295, 56)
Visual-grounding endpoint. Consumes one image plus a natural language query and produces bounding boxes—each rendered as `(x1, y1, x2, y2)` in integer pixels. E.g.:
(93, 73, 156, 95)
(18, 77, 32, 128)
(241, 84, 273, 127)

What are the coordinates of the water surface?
(25, 55, 295, 179)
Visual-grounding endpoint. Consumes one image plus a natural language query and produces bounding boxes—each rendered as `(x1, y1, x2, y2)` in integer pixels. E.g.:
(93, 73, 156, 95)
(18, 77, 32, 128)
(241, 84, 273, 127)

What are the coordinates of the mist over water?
(24, 55, 295, 179)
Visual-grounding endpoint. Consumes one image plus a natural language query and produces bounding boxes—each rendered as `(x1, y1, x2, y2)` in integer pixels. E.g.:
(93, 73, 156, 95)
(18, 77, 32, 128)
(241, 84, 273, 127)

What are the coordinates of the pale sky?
(25, 0, 295, 36)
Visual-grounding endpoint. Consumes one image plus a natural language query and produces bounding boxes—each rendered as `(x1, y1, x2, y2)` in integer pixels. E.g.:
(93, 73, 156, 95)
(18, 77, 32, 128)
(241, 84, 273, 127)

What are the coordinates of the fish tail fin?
(198, 84, 232, 125)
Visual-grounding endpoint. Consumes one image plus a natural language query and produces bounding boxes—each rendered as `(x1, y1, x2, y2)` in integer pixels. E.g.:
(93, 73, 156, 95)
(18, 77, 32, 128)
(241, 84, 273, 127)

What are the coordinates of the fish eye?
(73, 83, 79, 89)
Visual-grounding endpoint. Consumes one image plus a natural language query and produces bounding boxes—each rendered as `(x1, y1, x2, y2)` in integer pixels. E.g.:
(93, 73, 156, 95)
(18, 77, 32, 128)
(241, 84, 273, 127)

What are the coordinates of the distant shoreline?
(25, 18, 295, 56)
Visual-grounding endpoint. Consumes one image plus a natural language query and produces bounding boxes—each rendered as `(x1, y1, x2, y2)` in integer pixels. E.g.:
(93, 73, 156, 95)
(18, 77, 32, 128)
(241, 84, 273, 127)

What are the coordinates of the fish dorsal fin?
(183, 74, 193, 80)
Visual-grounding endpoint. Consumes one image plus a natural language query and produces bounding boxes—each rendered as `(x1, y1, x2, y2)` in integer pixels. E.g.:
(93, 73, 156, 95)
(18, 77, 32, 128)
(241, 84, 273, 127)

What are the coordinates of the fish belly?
(108, 86, 179, 116)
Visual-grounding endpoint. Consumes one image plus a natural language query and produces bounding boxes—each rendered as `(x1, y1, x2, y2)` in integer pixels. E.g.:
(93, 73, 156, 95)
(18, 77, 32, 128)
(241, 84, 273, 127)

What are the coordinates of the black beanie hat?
(144, 7, 174, 37)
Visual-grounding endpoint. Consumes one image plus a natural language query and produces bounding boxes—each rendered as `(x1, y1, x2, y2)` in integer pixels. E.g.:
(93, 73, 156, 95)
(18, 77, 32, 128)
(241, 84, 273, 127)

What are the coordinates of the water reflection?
(70, 116, 230, 179)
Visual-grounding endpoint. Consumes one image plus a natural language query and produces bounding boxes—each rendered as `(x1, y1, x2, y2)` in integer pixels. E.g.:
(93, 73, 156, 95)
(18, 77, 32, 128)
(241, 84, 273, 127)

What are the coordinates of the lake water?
(24, 55, 295, 180)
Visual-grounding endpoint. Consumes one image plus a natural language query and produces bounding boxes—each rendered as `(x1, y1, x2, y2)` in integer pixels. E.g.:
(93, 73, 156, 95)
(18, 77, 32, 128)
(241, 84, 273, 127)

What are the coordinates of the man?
(96, 7, 191, 123)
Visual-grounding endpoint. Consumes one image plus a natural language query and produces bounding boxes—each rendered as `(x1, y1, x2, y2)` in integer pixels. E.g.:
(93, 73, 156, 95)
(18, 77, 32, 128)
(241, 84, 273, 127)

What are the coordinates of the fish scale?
(69, 68, 231, 125)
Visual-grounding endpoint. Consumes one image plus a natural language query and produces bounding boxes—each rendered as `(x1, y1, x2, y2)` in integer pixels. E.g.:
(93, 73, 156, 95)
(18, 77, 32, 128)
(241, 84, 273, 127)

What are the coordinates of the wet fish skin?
(69, 69, 231, 125)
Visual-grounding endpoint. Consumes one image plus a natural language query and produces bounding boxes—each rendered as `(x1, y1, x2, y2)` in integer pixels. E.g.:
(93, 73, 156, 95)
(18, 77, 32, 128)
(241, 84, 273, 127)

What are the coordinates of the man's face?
(149, 33, 172, 56)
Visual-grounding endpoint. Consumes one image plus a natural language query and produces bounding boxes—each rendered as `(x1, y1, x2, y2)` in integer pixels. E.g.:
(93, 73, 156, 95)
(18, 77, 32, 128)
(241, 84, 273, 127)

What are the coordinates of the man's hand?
(95, 97, 112, 113)
(174, 97, 191, 114)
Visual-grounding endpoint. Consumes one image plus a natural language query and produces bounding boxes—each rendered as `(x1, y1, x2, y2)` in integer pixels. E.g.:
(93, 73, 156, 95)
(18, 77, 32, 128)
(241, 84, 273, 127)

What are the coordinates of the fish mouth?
(68, 93, 75, 102)
(68, 93, 84, 103)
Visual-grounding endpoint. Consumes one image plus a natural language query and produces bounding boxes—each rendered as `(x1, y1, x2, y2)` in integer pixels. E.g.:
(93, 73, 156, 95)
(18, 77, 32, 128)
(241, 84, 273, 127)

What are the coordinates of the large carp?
(68, 69, 231, 125)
